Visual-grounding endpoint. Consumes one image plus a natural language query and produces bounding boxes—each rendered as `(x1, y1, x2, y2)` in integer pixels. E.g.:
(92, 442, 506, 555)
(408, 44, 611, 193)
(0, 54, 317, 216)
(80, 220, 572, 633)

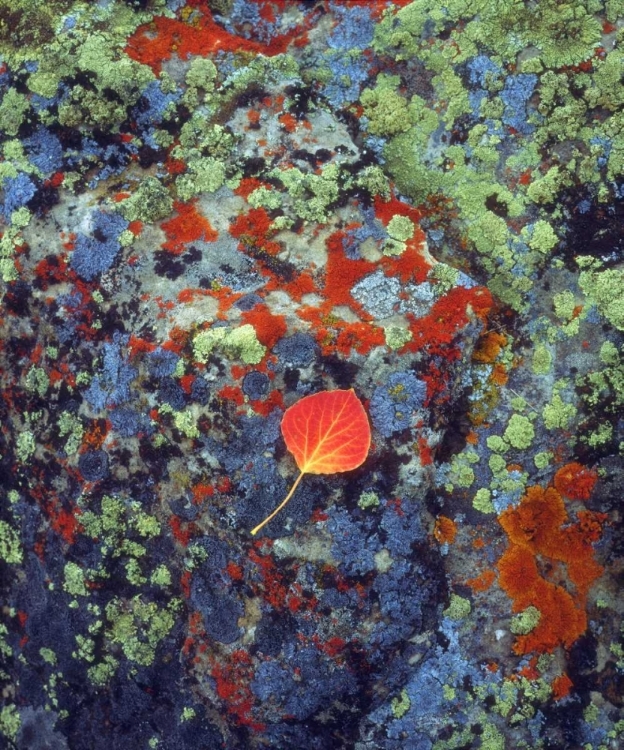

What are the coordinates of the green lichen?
(119, 177, 173, 224)
(358, 491, 380, 510)
(429, 262, 459, 293)
(58, 411, 84, 456)
(247, 186, 282, 210)
(40, 648, 57, 665)
(105, 597, 177, 667)
(391, 689, 411, 719)
(184, 57, 217, 91)
(181, 707, 196, 722)
(0, 87, 30, 136)
(542, 393, 576, 430)
(533, 451, 553, 469)
(553, 290, 576, 321)
(88, 654, 118, 686)
(355, 165, 391, 199)
(0, 704, 19, 741)
(193, 324, 266, 365)
(176, 157, 227, 201)
(579, 265, 624, 331)
(599, 340, 620, 366)
(384, 325, 412, 350)
(473, 487, 495, 514)
(443, 593, 471, 621)
(486, 435, 508, 453)
(0, 520, 23, 564)
(173, 410, 200, 439)
(63, 561, 88, 597)
(361, 78, 412, 137)
(526, 166, 567, 204)
(586, 422, 613, 447)
(489, 453, 507, 476)
(25, 366, 49, 397)
(387, 215, 415, 241)
(526, 220, 559, 254)
(269, 163, 341, 223)
(532, 344, 552, 375)
(503, 414, 535, 450)
(150, 565, 172, 588)
(480, 721, 505, 750)
(510, 605, 541, 635)
(528, 3, 601, 69)
(125, 558, 146, 586)
(16, 430, 36, 461)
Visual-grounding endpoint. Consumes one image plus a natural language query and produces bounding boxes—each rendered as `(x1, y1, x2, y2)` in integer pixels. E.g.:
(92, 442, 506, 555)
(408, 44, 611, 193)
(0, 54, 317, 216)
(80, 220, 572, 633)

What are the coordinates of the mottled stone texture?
(0, 2, 622, 749)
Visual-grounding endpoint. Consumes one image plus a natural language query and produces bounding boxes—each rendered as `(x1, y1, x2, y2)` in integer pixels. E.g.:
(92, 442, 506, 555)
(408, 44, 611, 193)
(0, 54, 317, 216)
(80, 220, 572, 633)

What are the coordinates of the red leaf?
(251, 389, 371, 535)
(281, 389, 371, 473)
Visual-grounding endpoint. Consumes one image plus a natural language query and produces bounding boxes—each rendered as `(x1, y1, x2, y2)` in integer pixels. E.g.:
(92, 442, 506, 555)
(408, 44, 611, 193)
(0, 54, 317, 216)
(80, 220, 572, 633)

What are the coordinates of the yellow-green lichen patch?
(104, 597, 178, 668)
(510, 606, 541, 635)
(542, 393, 576, 431)
(533, 451, 553, 469)
(443, 593, 471, 621)
(384, 325, 412, 350)
(118, 176, 173, 224)
(193, 324, 266, 365)
(360, 77, 413, 137)
(532, 343, 552, 375)
(63, 561, 88, 597)
(473, 488, 495, 514)
(0, 520, 23, 564)
(579, 265, 624, 331)
(173, 409, 200, 439)
(0, 704, 20, 742)
(391, 689, 411, 719)
(358, 490, 380, 510)
(503, 414, 535, 450)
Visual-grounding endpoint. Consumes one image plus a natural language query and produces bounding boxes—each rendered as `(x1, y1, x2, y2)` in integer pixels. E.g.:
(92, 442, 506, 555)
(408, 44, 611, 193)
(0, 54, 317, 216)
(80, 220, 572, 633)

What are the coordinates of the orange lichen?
(497, 544, 541, 603)
(490, 363, 509, 386)
(499, 485, 567, 553)
(278, 113, 298, 132)
(472, 331, 507, 363)
(434, 515, 457, 545)
(466, 569, 496, 592)
(553, 462, 598, 500)
(497, 483, 604, 655)
(552, 673, 574, 700)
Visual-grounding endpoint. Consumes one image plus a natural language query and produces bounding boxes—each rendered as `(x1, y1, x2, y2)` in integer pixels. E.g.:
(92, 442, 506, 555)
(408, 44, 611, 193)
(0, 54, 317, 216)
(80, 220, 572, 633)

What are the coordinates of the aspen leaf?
(250, 389, 371, 535)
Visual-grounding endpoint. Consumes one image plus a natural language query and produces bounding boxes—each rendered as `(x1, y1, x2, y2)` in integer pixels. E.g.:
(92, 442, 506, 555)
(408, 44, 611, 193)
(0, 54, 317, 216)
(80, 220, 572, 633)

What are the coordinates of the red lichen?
(230, 207, 281, 256)
(241, 304, 287, 349)
(405, 286, 493, 356)
(211, 650, 265, 731)
(125, 8, 306, 74)
(378, 243, 430, 285)
(161, 200, 218, 255)
(323, 230, 376, 311)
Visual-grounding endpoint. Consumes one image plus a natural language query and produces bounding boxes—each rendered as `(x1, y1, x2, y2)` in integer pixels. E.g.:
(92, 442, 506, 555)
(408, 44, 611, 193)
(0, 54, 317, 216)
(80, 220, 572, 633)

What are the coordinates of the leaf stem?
(250, 470, 306, 536)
